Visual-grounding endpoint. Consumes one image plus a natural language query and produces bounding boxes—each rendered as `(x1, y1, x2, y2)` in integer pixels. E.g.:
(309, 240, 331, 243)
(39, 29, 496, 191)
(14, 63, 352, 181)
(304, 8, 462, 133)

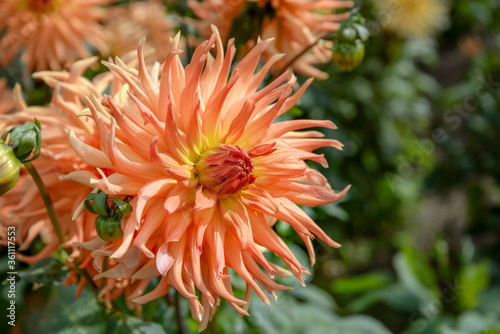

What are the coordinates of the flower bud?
(327, 8, 369, 72)
(331, 39, 366, 72)
(0, 140, 21, 196)
(95, 216, 124, 242)
(196, 144, 257, 198)
(84, 190, 132, 242)
(1, 118, 42, 162)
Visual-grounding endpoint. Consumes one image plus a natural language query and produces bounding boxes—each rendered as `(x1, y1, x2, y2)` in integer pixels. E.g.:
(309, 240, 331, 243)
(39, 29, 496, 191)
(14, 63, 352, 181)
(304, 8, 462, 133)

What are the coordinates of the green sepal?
(92, 191, 109, 217)
(108, 198, 133, 220)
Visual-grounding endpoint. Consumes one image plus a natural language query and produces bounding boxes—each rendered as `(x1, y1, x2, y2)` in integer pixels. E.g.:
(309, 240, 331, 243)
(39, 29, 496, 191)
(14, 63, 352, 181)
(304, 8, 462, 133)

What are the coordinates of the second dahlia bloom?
(67, 27, 349, 330)
(0, 0, 111, 71)
(188, 0, 353, 79)
(260, 0, 354, 79)
(105, 0, 175, 62)
(0, 57, 150, 308)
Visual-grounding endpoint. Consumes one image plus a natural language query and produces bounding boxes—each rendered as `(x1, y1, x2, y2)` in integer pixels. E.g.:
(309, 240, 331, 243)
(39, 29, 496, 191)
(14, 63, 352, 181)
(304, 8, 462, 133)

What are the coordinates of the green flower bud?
(341, 27, 357, 42)
(95, 216, 124, 242)
(84, 190, 133, 242)
(1, 118, 42, 162)
(331, 39, 366, 72)
(325, 8, 369, 72)
(0, 140, 22, 196)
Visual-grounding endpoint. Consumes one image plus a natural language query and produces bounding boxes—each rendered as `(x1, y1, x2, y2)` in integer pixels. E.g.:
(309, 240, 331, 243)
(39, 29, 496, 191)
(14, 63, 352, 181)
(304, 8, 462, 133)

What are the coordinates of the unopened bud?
(84, 190, 132, 242)
(331, 39, 366, 72)
(196, 144, 257, 198)
(0, 139, 21, 196)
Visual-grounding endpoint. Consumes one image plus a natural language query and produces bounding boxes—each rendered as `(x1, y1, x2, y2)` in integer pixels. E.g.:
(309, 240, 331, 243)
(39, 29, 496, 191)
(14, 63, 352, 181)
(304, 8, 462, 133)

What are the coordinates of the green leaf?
(108, 313, 167, 334)
(18, 258, 70, 286)
(19, 285, 104, 334)
(393, 247, 440, 304)
(331, 272, 391, 294)
(336, 315, 392, 334)
(459, 260, 490, 310)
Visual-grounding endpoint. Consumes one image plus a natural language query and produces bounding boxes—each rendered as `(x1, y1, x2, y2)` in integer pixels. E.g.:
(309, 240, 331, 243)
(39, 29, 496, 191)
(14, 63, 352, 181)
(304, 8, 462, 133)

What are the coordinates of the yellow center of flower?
(195, 144, 256, 198)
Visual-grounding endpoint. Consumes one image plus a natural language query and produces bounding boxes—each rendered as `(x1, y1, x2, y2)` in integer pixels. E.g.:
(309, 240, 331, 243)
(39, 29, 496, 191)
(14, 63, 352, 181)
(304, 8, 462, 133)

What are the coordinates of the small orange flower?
(189, 0, 353, 79)
(0, 79, 15, 115)
(0, 0, 111, 71)
(65, 27, 349, 330)
(188, 0, 246, 41)
(260, 0, 354, 79)
(105, 0, 175, 62)
(0, 57, 149, 307)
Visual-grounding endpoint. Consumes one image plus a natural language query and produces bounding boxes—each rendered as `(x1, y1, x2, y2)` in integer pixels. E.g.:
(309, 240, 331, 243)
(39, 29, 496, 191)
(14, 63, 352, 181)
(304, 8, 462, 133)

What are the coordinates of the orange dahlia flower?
(0, 0, 111, 72)
(260, 0, 354, 79)
(188, 0, 353, 79)
(105, 0, 175, 62)
(0, 79, 15, 115)
(64, 27, 349, 330)
(188, 0, 246, 42)
(0, 57, 149, 307)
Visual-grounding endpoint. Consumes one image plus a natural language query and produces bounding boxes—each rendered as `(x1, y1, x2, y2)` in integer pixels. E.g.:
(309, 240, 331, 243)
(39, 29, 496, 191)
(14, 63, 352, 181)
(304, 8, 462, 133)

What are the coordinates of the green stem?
(24, 162, 64, 245)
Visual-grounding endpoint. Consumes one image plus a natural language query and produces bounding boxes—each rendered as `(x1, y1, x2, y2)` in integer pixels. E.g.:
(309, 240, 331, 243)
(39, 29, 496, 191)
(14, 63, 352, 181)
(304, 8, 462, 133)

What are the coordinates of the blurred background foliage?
(1, 0, 500, 333)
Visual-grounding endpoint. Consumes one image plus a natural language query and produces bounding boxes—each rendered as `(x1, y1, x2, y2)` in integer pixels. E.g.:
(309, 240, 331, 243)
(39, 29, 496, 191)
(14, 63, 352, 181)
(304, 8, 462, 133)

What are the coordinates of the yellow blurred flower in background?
(373, 0, 449, 38)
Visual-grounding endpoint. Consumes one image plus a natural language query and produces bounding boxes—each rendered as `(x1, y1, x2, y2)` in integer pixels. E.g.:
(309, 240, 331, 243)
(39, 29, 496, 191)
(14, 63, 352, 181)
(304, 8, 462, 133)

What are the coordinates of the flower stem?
(24, 161, 64, 245)
(165, 290, 186, 334)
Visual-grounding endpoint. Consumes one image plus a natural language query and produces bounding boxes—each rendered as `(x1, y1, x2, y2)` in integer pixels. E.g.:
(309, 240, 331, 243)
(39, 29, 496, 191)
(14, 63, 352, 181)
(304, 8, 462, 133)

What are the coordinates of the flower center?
(195, 144, 256, 198)
(25, 0, 57, 12)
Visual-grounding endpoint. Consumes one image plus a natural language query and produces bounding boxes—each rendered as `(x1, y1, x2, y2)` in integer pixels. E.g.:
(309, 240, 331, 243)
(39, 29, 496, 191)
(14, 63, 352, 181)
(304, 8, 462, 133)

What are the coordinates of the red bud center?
(196, 145, 256, 198)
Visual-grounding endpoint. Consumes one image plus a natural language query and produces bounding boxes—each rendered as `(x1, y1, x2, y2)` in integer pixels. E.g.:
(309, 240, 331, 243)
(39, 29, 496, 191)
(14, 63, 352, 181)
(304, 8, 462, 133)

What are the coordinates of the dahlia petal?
(132, 276, 170, 304)
(240, 187, 279, 215)
(163, 186, 195, 215)
(136, 177, 176, 222)
(156, 242, 175, 276)
(107, 121, 163, 182)
(67, 129, 113, 168)
(283, 138, 343, 151)
(277, 198, 342, 248)
(110, 211, 138, 260)
(193, 187, 217, 212)
(134, 201, 166, 257)
(137, 40, 159, 112)
(247, 244, 276, 278)
(222, 99, 255, 144)
(241, 251, 291, 292)
(301, 233, 316, 267)
(187, 228, 214, 304)
(163, 209, 192, 244)
(205, 208, 226, 276)
(60, 170, 96, 187)
(249, 211, 305, 279)
(225, 231, 270, 305)
(220, 197, 252, 250)
(193, 206, 217, 254)
(91, 169, 143, 196)
(267, 119, 337, 140)
(132, 260, 160, 280)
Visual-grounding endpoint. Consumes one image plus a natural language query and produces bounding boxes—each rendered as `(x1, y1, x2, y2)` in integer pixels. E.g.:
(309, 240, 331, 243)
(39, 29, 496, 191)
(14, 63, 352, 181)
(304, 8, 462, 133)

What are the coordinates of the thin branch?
(24, 161, 64, 245)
